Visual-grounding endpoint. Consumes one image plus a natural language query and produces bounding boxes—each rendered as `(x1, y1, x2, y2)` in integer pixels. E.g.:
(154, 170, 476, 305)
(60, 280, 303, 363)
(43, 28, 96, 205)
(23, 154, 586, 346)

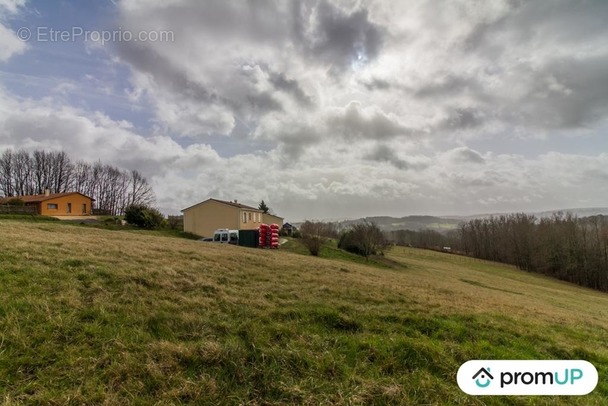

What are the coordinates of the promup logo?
(472, 367, 494, 388)
(457, 360, 598, 395)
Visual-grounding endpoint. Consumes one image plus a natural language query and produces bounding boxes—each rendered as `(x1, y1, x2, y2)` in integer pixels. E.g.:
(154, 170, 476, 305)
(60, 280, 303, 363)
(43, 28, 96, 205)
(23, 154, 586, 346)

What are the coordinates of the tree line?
(457, 213, 608, 292)
(0, 149, 154, 215)
(387, 213, 608, 293)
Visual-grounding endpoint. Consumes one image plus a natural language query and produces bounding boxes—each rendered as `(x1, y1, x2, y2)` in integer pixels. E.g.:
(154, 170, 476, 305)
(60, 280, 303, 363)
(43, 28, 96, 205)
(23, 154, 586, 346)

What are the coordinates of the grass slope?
(0, 220, 607, 405)
(280, 238, 403, 270)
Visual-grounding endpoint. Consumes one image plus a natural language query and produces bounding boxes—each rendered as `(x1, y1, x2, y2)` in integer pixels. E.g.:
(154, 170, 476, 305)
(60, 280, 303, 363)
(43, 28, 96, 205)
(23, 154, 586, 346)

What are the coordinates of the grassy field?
(280, 238, 403, 270)
(0, 220, 607, 405)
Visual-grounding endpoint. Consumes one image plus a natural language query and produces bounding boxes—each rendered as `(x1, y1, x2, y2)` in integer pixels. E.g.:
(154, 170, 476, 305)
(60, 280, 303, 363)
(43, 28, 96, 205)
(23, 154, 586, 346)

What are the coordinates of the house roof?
(263, 212, 284, 220)
(0, 192, 94, 204)
(181, 198, 262, 213)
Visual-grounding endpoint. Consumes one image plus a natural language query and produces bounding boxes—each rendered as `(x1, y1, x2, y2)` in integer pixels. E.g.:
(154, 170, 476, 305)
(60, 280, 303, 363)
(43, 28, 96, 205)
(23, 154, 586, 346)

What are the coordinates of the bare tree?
(299, 221, 330, 256)
(0, 150, 14, 197)
(0, 148, 155, 216)
(128, 170, 155, 207)
(49, 151, 73, 193)
(72, 161, 91, 195)
(12, 150, 34, 196)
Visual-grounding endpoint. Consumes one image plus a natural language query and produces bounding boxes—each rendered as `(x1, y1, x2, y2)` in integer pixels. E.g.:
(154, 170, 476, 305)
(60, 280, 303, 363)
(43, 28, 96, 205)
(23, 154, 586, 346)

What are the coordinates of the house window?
(248, 212, 252, 221)
(242, 212, 247, 223)
(66, 203, 72, 214)
(47, 203, 58, 210)
(82, 204, 87, 214)
(256, 213, 260, 222)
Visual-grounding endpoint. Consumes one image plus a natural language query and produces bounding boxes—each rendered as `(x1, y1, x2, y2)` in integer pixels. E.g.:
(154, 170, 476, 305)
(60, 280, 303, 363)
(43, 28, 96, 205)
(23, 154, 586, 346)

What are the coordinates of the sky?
(1, 0, 607, 221)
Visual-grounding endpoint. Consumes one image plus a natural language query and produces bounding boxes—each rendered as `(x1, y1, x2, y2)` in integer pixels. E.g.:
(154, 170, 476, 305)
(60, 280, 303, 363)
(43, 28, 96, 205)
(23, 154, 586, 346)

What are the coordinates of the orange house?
(1, 191, 94, 216)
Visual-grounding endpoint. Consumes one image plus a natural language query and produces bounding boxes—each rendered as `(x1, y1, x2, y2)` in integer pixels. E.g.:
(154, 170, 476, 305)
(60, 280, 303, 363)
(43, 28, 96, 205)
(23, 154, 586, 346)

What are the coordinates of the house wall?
(39, 194, 92, 216)
(183, 200, 240, 237)
(238, 209, 263, 230)
(262, 213, 284, 227)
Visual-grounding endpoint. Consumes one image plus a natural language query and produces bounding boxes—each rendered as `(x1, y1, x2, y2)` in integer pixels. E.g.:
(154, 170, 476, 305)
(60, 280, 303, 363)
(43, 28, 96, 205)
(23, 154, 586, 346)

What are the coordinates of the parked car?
(213, 229, 239, 244)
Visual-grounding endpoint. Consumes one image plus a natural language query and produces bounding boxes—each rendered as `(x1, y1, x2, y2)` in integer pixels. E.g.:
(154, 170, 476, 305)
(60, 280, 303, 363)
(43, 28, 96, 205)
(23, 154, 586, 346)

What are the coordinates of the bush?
(6, 198, 24, 206)
(338, 221, 390, 259)
(300, 221, 329, 256)
(338, 232, 365, 256)
(167, 216, 183, 230)
(124, 204, 165, 229)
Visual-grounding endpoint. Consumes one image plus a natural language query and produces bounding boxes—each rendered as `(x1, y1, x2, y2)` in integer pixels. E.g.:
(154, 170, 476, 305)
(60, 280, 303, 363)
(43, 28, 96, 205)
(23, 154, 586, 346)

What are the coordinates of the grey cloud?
(268, 72, 314, 107)
(243, 92, 283, 114)
(116, 42, 287, 131)
(448, 174, 495, 188)
(362, 77, 392, 91)
(277, 133, 320, 162)
(326, 102, 413, 140)
(520, 55, 608, 130)
(306, 0, 385, 70)
(439, 107, 486, 130)
(116, 42, 219, 105)
(449, 147, 485, 164)
(120, 0, 289, 43)
(427, 53, 608, 135)
(464, 0, 608, 54)
(582, 169, 608, 183)
(414, 75, 480, 99)
(3, 113, 87, 150)
(364, 144, 408, 169)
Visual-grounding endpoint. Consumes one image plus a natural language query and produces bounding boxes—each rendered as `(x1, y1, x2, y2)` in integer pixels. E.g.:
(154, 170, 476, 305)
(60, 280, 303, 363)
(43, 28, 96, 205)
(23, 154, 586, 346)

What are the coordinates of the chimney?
(44, 188, 50, 197)
(234, 199, 238, 204)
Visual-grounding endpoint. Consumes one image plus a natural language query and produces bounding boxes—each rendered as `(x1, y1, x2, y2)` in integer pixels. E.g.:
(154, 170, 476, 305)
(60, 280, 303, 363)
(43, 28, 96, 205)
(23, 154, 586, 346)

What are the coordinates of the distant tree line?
(457, 213, 608, 292)
(386, 229, 457, 250)
(387, 213, 608, 293)
(0, 149, 154, 215)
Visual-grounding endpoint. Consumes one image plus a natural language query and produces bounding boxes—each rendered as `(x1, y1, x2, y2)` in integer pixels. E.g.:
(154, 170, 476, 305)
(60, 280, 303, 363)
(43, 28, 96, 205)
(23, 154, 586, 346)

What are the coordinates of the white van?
(213, 229, 239, 244)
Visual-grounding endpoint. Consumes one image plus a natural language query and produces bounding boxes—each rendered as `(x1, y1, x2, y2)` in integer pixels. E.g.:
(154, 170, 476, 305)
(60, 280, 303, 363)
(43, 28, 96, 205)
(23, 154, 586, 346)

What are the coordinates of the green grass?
(281, 237, 402, 269)
(0, 214, 200, 240)
(0, 214, 59, 221)
(0, 221, 607, 404)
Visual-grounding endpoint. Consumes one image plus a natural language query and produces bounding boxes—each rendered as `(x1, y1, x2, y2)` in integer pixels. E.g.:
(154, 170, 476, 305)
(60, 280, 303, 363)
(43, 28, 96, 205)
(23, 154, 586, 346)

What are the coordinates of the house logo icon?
(472, 367, 494, 388)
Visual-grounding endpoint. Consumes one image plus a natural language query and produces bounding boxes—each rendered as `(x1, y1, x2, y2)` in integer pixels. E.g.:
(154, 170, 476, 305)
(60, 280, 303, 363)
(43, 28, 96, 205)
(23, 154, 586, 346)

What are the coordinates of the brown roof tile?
(181, 198, 262, 212)
(0, 192, 94, 204)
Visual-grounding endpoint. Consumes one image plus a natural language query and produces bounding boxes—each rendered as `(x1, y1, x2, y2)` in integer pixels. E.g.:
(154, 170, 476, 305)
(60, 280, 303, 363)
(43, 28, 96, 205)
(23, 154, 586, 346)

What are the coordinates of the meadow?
(1, 219, 607, 405)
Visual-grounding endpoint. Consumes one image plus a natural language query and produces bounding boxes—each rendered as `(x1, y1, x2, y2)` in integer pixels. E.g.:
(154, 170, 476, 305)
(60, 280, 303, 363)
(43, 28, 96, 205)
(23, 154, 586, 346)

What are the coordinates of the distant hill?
(297, 207, 608, 233)
(337, 215, 462, 232)
(291, 208, 608, 234)
(447, 207, 608, 221)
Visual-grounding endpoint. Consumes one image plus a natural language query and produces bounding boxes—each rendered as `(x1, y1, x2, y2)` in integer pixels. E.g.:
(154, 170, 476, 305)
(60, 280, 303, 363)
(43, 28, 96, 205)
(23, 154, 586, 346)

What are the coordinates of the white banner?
(457, 360, 598, 396)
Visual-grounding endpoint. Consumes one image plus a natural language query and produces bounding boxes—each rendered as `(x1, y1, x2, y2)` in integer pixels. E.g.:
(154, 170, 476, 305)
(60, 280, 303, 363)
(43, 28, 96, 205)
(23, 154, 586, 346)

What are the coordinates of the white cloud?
(0, 0, 27, 62)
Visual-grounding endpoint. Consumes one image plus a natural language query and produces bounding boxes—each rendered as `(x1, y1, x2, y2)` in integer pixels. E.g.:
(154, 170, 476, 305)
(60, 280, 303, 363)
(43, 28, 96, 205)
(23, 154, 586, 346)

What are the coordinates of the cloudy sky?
(1, 0, 607, 220)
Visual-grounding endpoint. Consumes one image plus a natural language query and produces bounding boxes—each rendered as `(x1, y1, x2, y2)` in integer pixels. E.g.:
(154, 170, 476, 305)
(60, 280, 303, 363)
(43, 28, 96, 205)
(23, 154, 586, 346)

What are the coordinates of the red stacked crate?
(258, 223, 269, 248)
(270, 223, 280, 249)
